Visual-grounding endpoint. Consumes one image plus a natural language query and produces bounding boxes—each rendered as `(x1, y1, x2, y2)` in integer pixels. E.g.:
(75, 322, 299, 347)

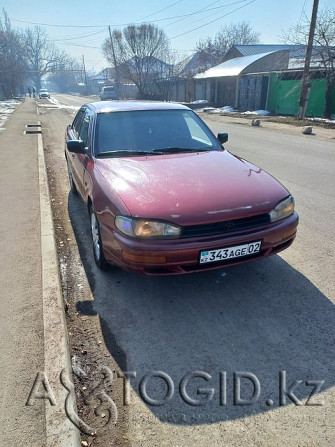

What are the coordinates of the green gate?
(267, 73, 335, 118)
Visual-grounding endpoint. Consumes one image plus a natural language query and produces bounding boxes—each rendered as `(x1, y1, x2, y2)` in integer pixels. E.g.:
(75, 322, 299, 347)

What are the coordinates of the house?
(191, 44, 335, 117)
(194, 50, 289, 110)
(90, 56, 173, 99)
(167, 52, 213, 103)
(87, 68, 116, 95)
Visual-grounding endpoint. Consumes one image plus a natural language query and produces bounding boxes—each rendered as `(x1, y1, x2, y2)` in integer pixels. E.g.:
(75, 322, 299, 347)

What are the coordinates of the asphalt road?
(41, 94, 335, 446)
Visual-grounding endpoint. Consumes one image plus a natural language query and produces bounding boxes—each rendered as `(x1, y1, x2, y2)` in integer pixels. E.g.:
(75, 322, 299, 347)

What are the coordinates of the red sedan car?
(65, 101, 298, 275)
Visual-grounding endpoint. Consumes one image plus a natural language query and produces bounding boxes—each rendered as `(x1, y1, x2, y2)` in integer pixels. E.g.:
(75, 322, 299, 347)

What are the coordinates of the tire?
(67, 162, 78, 195)
(90, 206, 109, 270)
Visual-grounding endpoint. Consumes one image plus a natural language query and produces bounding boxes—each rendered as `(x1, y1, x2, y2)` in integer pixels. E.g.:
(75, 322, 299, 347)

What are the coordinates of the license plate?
(199, 241, 262, 264)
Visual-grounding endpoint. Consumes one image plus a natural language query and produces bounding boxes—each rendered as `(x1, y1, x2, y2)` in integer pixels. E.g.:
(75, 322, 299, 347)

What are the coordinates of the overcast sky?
(2, 0, 332, 72)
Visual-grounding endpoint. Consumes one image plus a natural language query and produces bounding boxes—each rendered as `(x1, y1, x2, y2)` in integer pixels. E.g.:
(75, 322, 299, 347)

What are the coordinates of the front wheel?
(90, 206, 109, 270)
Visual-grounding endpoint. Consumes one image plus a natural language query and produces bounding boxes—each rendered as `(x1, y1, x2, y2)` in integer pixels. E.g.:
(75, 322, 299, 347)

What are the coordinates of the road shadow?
(68, 192, 335, 425)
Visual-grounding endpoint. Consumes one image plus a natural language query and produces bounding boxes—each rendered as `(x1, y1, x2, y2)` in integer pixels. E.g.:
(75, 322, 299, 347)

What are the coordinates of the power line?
(9, 1, 252, 30)
(134, 0, 184, 22)
(52, 28, 107, 42)
(8, 0, 256, 56)
(59, 42, 101, 49)
(164, 0, 224, 27)
(144, 2, 251, 26)
(164, 0, 248, 29)
(169, 0, 256, 39)
(9, 18, 105, 28)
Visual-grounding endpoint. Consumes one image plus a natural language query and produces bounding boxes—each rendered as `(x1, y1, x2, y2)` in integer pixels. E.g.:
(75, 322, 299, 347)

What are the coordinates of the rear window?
(103, 87, 115, 92)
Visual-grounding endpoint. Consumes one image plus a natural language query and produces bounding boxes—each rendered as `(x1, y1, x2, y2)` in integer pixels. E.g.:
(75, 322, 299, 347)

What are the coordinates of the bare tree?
(0, 10, 26, 98)
(282, 7, 335, 118)
(151, 50, 187, 101)
(47, 58, 82, 93)
(20, 26, 72, 90)
(102, 24, 170, 98)
(195, 21, 261, 67)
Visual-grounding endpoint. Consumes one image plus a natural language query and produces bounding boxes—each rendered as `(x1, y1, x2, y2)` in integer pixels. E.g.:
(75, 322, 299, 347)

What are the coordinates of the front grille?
(181, 214, 270, 238)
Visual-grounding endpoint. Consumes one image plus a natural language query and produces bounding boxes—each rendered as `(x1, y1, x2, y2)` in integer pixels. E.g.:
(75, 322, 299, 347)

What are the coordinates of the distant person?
(28, 87, 32, 98)
(32, 87, 36, 98)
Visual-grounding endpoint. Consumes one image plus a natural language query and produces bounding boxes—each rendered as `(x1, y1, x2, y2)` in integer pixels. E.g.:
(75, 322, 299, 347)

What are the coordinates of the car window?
(79, 108, 93, 148)
(95, 110, 221, 154)
(72, 109, 85, 137)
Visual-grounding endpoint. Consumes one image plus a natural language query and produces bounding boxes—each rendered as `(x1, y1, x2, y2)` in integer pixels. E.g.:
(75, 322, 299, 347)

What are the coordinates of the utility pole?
(298, 0, 319, 119)
(108, 25, 121, 99)
(82, 54, 88, 96)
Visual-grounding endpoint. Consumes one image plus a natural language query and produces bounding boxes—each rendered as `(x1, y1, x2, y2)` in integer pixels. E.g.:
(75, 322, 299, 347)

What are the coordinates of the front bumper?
(100, 212, 299, 275)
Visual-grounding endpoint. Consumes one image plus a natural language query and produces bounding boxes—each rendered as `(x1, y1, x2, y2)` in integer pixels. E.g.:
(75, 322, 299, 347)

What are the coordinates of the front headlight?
(115, 216, 181, 239)
(269, 196, 295, 222)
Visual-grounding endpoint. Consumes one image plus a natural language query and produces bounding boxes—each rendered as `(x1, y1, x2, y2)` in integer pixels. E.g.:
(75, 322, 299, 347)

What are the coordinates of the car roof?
(87, 101, 191, 113)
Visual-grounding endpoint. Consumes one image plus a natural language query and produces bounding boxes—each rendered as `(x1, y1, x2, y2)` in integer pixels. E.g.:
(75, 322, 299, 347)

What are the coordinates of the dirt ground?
(41, 107, 131, 447)
(198, 111, 335, 142)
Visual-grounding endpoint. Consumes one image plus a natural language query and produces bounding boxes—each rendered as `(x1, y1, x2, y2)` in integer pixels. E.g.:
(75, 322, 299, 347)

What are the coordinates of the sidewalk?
(0, 98, 79, 446)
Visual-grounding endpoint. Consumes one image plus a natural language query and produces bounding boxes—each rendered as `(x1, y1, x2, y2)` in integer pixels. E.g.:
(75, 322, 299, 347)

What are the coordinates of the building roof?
(89, 67, 115, 82)
(127, 56, 173, 73)
(230, 44, 303, 57)
(194, 52, 274, 79)
(176, 52, 212, 76)
(225, 44, 329, 67)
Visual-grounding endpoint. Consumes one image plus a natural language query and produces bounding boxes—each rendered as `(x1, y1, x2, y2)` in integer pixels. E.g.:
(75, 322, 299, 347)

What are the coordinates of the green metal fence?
(267, 73, 335, 118)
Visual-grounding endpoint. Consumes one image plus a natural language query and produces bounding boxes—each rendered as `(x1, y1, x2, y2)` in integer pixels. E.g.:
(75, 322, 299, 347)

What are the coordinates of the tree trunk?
(34, 76, 41, 91)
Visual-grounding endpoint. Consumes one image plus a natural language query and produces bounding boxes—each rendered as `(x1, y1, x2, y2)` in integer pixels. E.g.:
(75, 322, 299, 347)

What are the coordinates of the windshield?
(95, 109, 221, 155)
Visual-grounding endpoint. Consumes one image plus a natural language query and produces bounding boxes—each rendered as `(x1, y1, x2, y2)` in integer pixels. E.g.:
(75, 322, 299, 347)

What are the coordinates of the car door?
(69, 107, 93, 197)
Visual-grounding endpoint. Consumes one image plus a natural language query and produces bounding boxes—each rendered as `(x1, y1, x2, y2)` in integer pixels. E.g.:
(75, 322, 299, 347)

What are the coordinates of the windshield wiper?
(96, 150, 155, 157)
(152, 147, 212, 154)
(97, 148, 215, 157)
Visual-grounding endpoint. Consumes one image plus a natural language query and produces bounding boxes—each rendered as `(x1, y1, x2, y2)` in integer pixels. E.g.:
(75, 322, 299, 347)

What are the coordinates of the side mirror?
(218, 132, 228, 144)
(67, 139, 86, 154)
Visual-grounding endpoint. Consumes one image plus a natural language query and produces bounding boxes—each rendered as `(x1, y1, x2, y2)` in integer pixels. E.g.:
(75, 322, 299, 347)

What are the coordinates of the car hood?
(95, 151, 289, 225)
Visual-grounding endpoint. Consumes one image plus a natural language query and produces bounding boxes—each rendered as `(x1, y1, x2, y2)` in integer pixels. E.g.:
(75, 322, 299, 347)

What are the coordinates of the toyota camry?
(65, 101, 298, 275)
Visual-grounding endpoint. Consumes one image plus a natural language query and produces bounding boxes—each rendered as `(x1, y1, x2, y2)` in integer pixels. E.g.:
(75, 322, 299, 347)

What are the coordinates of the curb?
(37, 118, 81, 447)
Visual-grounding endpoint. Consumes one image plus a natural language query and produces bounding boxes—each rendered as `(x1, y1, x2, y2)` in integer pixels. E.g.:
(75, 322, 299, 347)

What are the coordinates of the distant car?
(100, 86, 118, 101)
(39, 88, 50, 99)
(65, 101, 298, 275)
